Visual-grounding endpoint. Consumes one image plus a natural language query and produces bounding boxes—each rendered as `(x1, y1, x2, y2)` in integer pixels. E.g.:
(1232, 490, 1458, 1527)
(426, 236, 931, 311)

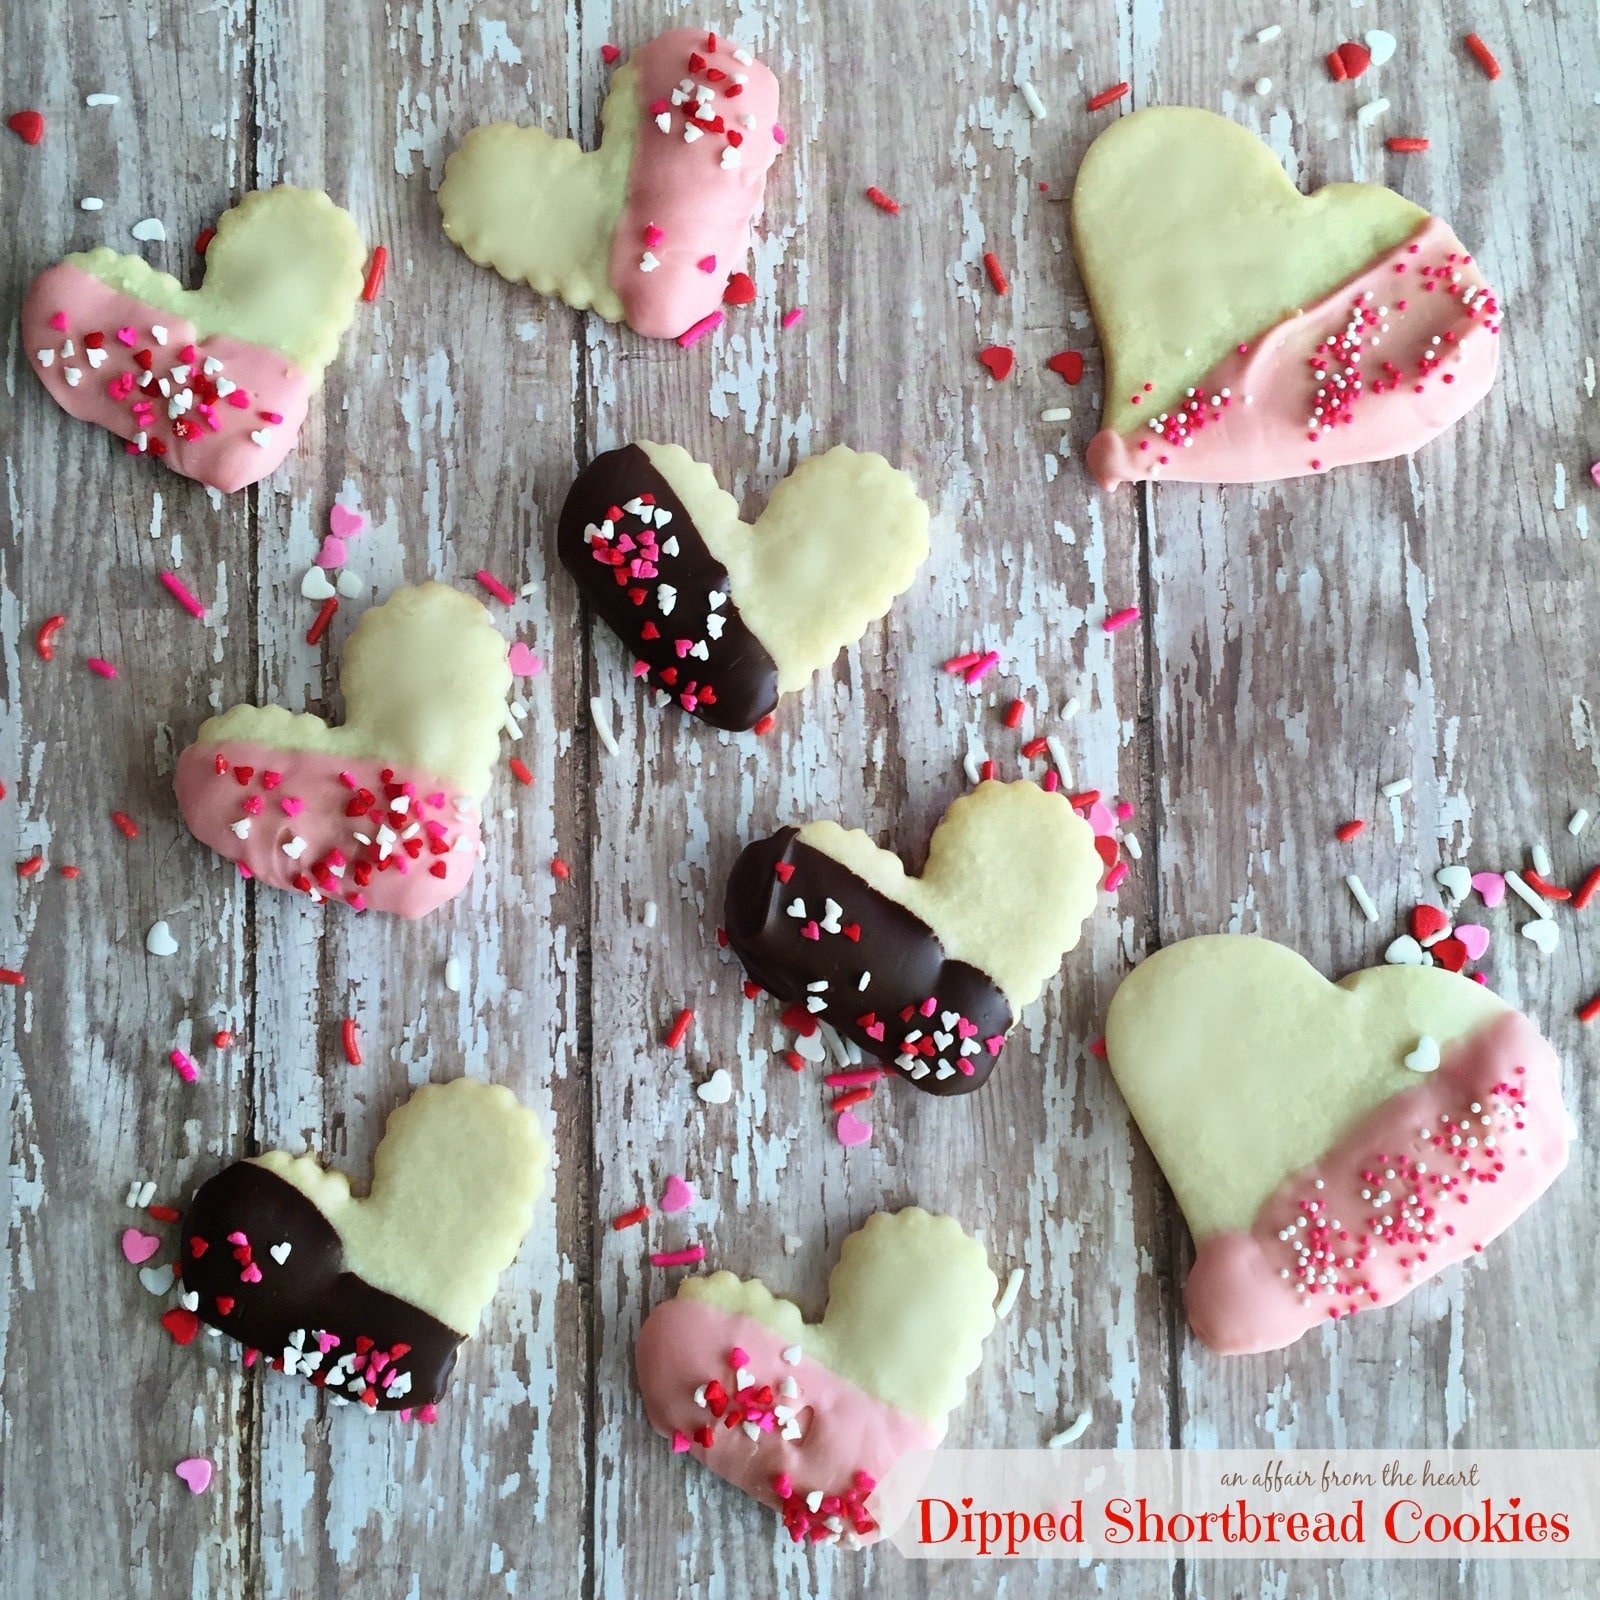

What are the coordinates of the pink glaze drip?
(635, 1296, 938, 1546)
(174, 740, 480, 919)
(609, 29, 782, 339)
(1088, 216, 1502, 491)
(21, 262, 312, 493)
(1186, 1010, 1568, 1355)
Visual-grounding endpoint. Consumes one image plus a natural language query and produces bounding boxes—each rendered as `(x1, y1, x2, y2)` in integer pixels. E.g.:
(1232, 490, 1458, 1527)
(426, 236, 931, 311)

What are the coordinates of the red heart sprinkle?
(1336, 40, 1372, 78)
(1431, 936, 1468, 974)
(1047, 350, 1085, 385)
(7, 110, 44, 146)
(214, 1296, 235, 1315)
(1094, 836, 1120, 870)
(842, 923, 861, 942)
(190, 1236, 208, 1256)
(688, 51, 707, 71)
(977, 345, 1015, 381)
(1410, 904, 1449, 942)
(640, 621, 660, 640)
(600, 43, 621, 64)
(774, 861, 795, 882)
(722, 272, 756, 306)
(161, 1308, 201, 1346)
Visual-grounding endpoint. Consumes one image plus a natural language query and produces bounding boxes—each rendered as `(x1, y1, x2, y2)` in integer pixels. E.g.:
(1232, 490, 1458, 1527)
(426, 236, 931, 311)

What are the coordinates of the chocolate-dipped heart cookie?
(182, 1079, 546, 1409)
(558, 441, 929, 731)
(1104, 936, 1569, 1353)
(723, 781, 1101, 1093)
(1073, 107, 1502, 490)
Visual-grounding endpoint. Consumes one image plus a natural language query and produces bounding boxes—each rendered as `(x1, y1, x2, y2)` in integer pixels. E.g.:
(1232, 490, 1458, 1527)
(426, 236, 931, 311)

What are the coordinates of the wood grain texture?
(1, 1, 1595, 1598)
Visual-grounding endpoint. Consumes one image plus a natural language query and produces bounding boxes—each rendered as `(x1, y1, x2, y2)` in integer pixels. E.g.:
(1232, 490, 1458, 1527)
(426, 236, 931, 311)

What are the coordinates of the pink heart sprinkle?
(1087, 800, 1116, 837)
(730, 1346, 749, 1368)
(1591, 461, 1600, 490)
(957, 1018, 979, 1039)
(280, 796, 304, 817)
(1471, 871, 1507, 908)
(328, 503, 365, 539)
(659, 1174, 695, 1213)
(865, 1022, 886, 1042)
(835, 1109, 872, 1147)
(174, 1458, 213, 1495)
(507, 641, 542, 676)
(1455, 923, 1491, 961)
(121, 1227, 161, 1265)
(773, 124, 786, 145)
(48, 311, 67, 332)
(226, 1230, 248, 1246)
(671, 1427, 691, 1452)
(801, 920, 821, 941)
(644, 223, 665, 248)
(315, 534, 348, 569)
(240, 1262, 263, 1284)
(316, 1330, 341, 1354)
(696, 255, 717, 273)
(116, 325, 138, 346)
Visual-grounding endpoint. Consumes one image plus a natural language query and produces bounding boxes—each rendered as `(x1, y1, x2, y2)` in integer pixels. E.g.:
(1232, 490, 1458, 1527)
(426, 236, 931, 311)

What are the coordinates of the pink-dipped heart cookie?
(174, 584, 511, 918)
(1105, 936, 1569, 1354)
(636, 1208, 997, 1547)
(22, 187, 365, 492)
(439, 29, 783, 340)
(1073, 108, 1502, 490)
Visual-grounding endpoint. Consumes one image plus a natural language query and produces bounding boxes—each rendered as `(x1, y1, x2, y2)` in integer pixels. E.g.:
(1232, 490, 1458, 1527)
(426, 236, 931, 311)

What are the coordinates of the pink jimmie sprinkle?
(160, 572, 206, 620)
(169, 1049, 199, 1083)
(781, 306, 805, 329)
(650, 1245, 707, 1268)
(1103, 606, 1140, 633)
(824, 1067, 885, 1088)
(678, 311, 724, 349)
(86, 657, 118, 679)
(963, 649, 1002, 684)
(1591, 461, 1600, 489)
(475, 569, 516, 605)
(1104, 861, 1130, 892)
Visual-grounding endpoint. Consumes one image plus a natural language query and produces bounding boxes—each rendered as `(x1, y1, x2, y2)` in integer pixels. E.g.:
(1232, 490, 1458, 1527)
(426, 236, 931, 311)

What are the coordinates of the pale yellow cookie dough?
(256, 1079, 547, 1337)
(678, 1208, 997, 1431)
(69, 186, 365, 377)
(192, 583, 513, 799)
(636, 440, 930, 694)
(798, 780, 1101, 1011)
(1072, 107, 1424, 433)
(1104, 935, 1507, 1239)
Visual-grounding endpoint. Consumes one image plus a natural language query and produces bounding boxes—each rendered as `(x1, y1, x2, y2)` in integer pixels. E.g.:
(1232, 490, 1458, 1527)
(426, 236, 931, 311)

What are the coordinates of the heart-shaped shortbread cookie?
(636, 1208, 997, 1546)
(1073, 107, 1502, 490)
(559, 441, 929, 731)
(174, 583, 512, 918)
(724, 781, 1101, 1095)
(440, 28, 782, 340)
(22, 187, 365, 492)
(1105, 936, 1568, 1353)
(182, 1079, 546, 1410)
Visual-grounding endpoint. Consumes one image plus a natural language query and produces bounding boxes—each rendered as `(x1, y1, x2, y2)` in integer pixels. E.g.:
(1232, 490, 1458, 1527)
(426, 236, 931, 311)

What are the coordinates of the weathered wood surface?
(1, 1, 1595, 1597)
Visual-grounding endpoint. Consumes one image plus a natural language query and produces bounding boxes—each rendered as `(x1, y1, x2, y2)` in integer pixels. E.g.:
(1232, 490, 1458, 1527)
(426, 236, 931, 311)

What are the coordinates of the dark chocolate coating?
(723, 828, 1013, 1096)
(557, 443, 780, 732)
(183, 1162, 461, 1410)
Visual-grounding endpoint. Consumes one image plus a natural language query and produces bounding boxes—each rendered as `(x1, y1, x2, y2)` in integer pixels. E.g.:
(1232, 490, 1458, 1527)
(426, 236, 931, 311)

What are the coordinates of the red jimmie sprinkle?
(1334, 818, 1366, 843)
(1386, 136, 1431, 153)
(147, 1203, 181, 1223)
(1573, 865, 1600, 911)
(58, 865, 79, 879)
(509, 756, 534, 786)
(475, 568, 516, 605)
(1464, 32, 1502, 80)
(980, 759, 996, 782)
(7, 110, 44, 145)
(0, 969, 24, 986)
(341, 1018, 362, 1066)
(551, 856, 571, 880)
(1021, 736, 1049, 759)
(1067, 789, 1101, 810)
(944, 652, 983, 674)
(1003, 698, 1026, 730)
(831, 1087, 873, 1113)
(1522, 869, 1572, 902)
(783, 1050, 806, 1072)
(35, 615, 65, 660)
(612, 1203, 650, 1231)
(864, 185, 900, 214)
(194, 226, 215, 254)
(664, 1007, 695, 1050)
(361, 246, 388, 304)
(1088, 1036, 1107, 1058)
(1579, 994, 1600, 1025)
(16, 854, 44, 878)
(982, 251, 1009, 295)
(111, 810, 140, 838)
(306, 596, 338, 645)
(1086, 81, 1130, 112)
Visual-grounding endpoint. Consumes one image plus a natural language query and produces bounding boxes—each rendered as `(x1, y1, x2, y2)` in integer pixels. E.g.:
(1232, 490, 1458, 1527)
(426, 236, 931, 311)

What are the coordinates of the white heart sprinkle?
(654, 509, 673, 528)
(145, 919, 179, 957)
(131, 217, 167, 242)
(1522, 919, 1560, 955)
(270, 1241, 292, 1265)
(150, 324, 168, 345)
(179, 1289, 199, 1312)
(1403, 1035, 1441, 1074)
(138, 1263, 176, 1296)
(214, 377, 236, 397)
(300, 567, 336, 600)
(705, 614, 725, 640)
(230, 819, 252, 840)
(1382, 934, 1425, 966)
(281, 836, 308, 860)
(660, 535, 680, 556)
(335, 569, 364, 599)
(658, 584, 677, 616)
(87, 347, 107, 369)
(639, 251, 660, 273)
(683, 124, 703, 144)
(36, 349, 53, 367)
(1435, 864, 1472, 902)
(1364, 28, 1398, 66)
(63, 367, 82, 387)
(785, 898, 806, 919)
(655, 112, 672, 133)
(707, 591, 726, 610)
(250, 428, 272, 447)
(696, 1068, 733, 1105)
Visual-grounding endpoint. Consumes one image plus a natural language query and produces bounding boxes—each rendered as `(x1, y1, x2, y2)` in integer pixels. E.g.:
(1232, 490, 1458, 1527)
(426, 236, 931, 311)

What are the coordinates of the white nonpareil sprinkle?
(444, 954, 463, 993)
(1255, 24, 1282, 43)
(1505, 870, 1552, 919)
(80, 196, 104, 211)
(994, 1266, 1024, 1319)
(1569, 808, 1591, 837)
(1532, 842, 1553, 877)
(1041, 406, 1072, 423)
(1357, 96, 1391, 129)
(85, 92, 120, 106)
(1346, 873, 1379, 922)
(1381, 777, 1413, 798)
(1049, 1409, 1093, 1448)
(590, 694, 619, 756)
(1016, 79, 1048, 119)
(643, 900, 658, 929)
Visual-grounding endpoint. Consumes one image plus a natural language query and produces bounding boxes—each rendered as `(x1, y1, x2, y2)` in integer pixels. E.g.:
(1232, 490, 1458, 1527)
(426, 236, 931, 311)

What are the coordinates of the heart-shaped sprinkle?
(174, 1458, 213, 1495)
(1522, 919, 1560, 955)
(1047, 349, 1085, 385)
(1364, 29, 1398, 67)
(121, 1227, 162, 1264)
(300, 566, 336, 601)
(329, 503, 366, 539)
(335, 569, 364, 599)
(507, 641, 542, 676)
(1402, 1034, 1441, 1074)
(138, 1263, 177, 1297)
(659, 1174, 696, 1213)
(1454, 923, 1491, 961)
(1435, 864, 1472, 902)
(696, 1068, 733, 1105)
(7, 109, 45, 146)
(115, 325, 138, 347)
(145, 919, 179, 957)
(131, 217, 168, 243)
(977, 345, 1015, 381)
(1336, 40, 1372, 78)
(696, 255, 717, 273)
(315, 534, 348, 569)
(1409, 904, 1449, 942)
(835, 1109, 872, 1147)
(1383, 934, 1425, 966)
(1430, 936, 1468, 974)
(1471, 872, 1507, 908)
(269, 1240, 292, 1265)
(722, 271, 756, 305)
